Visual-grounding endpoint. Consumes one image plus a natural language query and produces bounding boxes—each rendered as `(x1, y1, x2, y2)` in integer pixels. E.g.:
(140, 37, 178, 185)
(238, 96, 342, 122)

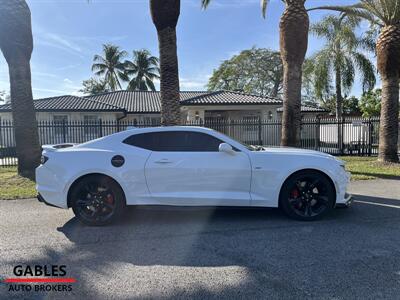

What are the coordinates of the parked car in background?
(36, 127, 352, 225)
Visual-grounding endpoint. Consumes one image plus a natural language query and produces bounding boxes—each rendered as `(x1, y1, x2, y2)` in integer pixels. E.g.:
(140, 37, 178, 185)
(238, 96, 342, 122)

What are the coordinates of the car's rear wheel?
(279, 170, 335, 221)
(70, 175, 126, 226)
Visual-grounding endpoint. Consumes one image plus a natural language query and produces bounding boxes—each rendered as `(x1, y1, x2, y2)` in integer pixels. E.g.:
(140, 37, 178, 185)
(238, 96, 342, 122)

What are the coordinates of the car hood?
(259, 147, 344, 164)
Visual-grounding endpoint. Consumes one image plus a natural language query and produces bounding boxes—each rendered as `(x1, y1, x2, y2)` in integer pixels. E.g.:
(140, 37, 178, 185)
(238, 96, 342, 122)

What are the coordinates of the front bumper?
(336, 192, 353, 208)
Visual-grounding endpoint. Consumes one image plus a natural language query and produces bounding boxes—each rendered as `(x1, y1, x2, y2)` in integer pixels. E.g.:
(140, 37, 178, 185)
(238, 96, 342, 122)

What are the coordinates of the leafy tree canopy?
(0, 90, 5, 102)
(80, 78, 109, 95)
(207, 47, 283, 97)
(320, 95, 361, 116)
(0, 90, 10, 103)
(359, 89, 381, 118)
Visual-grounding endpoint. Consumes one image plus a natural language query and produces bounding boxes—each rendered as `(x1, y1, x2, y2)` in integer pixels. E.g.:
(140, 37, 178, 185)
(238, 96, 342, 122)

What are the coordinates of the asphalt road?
(1, 179, 400, 300)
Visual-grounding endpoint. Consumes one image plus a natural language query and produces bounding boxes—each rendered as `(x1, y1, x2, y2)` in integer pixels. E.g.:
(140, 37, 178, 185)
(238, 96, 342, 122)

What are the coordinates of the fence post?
(368, 117, 372, 156)
(258, 117, 262, 146)
(315, 116, 320, 151)
(99, 119, 103, 137)
(340, 117, 345, 155)
(62, 119, 66, 143)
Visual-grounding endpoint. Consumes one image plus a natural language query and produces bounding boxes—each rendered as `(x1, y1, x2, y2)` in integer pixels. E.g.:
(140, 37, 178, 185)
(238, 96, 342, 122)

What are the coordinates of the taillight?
(40, 155, 49, 164)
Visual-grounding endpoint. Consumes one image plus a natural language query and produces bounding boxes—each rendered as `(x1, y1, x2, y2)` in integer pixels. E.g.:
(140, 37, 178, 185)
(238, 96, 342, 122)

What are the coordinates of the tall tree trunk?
(0, 0, 41, 178)
(376, 25, 400, 163)
(335, 65, 343, 154)
(150, 0, 181, 126)
(271, 77, 281, 98)
(280, 0, 309, 147)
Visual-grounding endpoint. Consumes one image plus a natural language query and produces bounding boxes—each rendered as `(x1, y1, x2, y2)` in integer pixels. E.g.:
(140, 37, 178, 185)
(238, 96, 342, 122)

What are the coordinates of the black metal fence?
(0, 117, 397, 167)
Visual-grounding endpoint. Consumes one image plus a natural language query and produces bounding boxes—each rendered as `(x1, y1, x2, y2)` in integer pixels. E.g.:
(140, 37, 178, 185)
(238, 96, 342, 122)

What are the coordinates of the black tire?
(70, 175, 126, 226)
(279, 170, 335, 221)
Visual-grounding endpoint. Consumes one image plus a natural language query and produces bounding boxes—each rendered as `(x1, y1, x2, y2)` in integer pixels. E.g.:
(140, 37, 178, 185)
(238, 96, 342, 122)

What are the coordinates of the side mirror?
(219, 143, 235, 155)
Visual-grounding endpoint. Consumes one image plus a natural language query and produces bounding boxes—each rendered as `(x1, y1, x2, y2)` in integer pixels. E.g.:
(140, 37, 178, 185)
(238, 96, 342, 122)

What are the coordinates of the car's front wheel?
(279, 170, 335, 221)
(70, 175, 126, 226)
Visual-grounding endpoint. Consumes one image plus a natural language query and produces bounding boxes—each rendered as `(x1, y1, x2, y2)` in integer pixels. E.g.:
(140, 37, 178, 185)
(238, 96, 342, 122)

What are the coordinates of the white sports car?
(36, 126, 352, 225)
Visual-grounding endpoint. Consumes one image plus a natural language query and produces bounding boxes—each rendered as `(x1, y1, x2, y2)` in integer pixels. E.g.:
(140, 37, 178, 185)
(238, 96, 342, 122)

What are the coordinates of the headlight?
(40, 155, 48, 164)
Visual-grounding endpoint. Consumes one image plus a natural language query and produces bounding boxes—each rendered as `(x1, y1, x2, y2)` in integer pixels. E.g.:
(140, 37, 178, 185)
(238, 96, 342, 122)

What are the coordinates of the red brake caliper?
(290, 188, 300, 208)
(106, 194, 114, 205)
(291, 188, 299, 199)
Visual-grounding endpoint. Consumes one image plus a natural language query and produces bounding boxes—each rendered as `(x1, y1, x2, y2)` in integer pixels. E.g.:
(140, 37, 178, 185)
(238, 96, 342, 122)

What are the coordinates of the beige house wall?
(182, 104, 281, 122)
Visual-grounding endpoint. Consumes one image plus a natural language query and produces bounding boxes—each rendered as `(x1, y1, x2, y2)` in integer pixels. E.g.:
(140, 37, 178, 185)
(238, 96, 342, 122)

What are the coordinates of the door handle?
(155, 159, 173, 164)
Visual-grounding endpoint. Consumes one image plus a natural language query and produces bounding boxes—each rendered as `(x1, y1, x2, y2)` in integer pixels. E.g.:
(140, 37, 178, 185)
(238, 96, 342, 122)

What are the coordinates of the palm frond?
(341, 56, 355, 94)
(311, 50, 333, 100)
(261, 0, 270, 18)
(201, 0, 211, 9)
(91, 63, 107, 72)
(126, 49, 159, 92)
(307, 4, 383, 26)
(352, 51, 376, 92)
(145, 77, 156, 91)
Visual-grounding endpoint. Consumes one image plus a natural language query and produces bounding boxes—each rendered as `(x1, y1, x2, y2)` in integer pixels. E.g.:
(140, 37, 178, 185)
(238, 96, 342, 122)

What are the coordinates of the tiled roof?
(181, 90, 282, 105)
(277, 106, 328, 113)
(84, 90, 282, 113)
(0, 95, 124, 112)
(1, 91, 329, 114)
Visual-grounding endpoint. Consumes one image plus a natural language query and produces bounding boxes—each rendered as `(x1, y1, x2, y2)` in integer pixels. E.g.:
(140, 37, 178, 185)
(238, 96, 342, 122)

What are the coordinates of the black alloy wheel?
(280, 170, 335, 221)
(70, 175, 125, 226)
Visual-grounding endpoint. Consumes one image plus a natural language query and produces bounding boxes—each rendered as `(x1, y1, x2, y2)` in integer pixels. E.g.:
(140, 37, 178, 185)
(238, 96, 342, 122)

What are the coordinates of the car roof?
(126, 126, 214, 132)
(78, 126, 247, 152)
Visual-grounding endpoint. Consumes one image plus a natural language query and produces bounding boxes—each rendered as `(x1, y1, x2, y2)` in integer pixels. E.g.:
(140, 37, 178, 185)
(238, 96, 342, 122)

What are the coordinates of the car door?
(143, 130, 252, 206)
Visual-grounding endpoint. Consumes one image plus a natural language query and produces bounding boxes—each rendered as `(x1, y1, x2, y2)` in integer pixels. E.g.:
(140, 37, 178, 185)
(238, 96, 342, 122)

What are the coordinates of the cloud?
(32, 23, 85, 58)
(55, 63, 82, 71)
(180, 77, 208, 90)
(63, 78, 73, 84)
(33, 87, 67, 94)
(63, 78, 81, 93)
(45, 33, 83, 53)
(32, 71, 58, 78)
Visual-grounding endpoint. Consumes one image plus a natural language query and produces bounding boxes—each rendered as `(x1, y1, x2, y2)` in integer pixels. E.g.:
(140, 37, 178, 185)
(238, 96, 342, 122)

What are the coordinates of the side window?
(123, 131, 225, 152)
(123, 132, 158, 151)
(185, 132, 223, 152)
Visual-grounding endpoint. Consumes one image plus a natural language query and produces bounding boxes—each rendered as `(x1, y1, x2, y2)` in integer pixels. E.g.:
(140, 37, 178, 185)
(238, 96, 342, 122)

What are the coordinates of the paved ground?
(1, 179, 400, 300)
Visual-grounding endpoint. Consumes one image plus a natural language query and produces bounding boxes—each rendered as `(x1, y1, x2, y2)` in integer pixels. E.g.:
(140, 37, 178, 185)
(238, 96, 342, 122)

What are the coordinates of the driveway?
(1, 179, 400, 299)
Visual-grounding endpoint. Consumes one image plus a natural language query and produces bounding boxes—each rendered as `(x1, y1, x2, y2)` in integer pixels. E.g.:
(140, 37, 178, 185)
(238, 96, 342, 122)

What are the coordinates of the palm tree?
(202, 0, 309, 147)
(125, 49, 160, 91)
(91, 44, 129, 92)
(306, 15, 376, 118)
(0, 0, 41, 179)
(150, 0, 181, 125)
(308, 1, 400, 162)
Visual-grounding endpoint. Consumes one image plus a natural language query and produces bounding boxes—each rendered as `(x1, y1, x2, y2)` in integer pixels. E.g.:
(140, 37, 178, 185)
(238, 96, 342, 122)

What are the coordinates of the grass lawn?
(0, 157, 399, 200)
(0, 167, 36, 200)
(340, 156, 400, 180)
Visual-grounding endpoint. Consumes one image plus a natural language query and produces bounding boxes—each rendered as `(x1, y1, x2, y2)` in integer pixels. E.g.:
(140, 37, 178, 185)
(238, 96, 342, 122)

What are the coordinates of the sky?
(0, 0, 369, 100)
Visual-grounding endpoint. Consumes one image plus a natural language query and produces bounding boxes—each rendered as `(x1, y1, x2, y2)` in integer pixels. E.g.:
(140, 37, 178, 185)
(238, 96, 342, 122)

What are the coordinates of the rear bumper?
(36, 165, 69, 209)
